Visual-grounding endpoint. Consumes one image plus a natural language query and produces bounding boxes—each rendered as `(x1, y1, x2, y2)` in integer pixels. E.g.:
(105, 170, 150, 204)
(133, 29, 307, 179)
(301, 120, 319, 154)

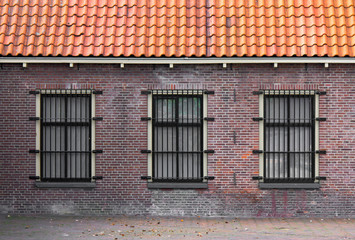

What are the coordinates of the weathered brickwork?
(0, 63, 354, 217)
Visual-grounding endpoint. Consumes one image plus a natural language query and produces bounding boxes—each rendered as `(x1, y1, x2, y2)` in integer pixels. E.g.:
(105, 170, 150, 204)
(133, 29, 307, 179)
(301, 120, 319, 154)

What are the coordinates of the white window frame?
(258, 90, 320, 183)
(147, 90, 208, 183)
(35, 89, 96, 182)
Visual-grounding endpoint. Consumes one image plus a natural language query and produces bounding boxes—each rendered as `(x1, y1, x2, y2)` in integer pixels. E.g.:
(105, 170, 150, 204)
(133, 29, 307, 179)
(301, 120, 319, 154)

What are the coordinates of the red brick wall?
(0, 63, 354, 217)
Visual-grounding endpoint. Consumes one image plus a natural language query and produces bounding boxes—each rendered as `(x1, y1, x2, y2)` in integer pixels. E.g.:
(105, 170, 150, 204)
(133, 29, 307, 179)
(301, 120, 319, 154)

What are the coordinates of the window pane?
(154, 127, 176, 151)
(179, 97, 201, 123)
(67, 96, 90, 122)
(155, 98, 175, 122)
(265, 97, 287, 123)
(179, 127, 201, 152)
(265, 127, 288, 152)
(290, 97, 312, 123)
(42, 96, 66, 122)
(178, 153, 201, 179)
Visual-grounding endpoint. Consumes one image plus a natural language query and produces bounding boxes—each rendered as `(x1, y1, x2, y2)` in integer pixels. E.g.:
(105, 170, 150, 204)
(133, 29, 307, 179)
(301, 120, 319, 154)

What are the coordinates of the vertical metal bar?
(278, 93, 281, 180)
(263, 95, 267, 181)
(160, 98, 165, 178)
(49, 94, 52, 179)
(272, 93, 276, 179)
(167, 98, 170, 179)
(304, 96, 306, 179)
(41, 95, 45, 179)
(88, 93, 92, 179)
(187, 97, 190, 179)
(200, 95, 203, 179)
(283, 95, 290, 179)
(287, 94, 290, 181)
(80, 90, 82, 179)
(176, 96, 180, 180)
(66, 93, 69, 179)
(152, 97, 156, 180)
(293, 88, 297, 180)
(166, 98, 169, 179)
(311, 95, 315, 180)
(298, 94, 301, 180)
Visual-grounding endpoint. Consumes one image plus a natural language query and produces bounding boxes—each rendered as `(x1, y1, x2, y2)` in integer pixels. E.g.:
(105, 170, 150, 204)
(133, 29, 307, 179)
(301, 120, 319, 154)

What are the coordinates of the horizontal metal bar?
(315, 91, 327, 95)
(40, 178, 92, 182)
(4, 57, 354, 65)
(204, 150, 215, 154)
(203, 117, 215, 121)
(316, 150, 327, 154)
(252, 176, 263, 180)
(141, 176, 152, 180)
(204, 176, 215, 180)
(263, 178, 315, 183)
(252, 150, 263, 154)
(29, 149, 39, 153)
(29, 90, 40, 94)
(92, 150, 103, 153)
(141, 90, 152, 95)
(29, 176, 40, 180)
(252, 117, 263, 121)
(29, 117, 40, 121)
(92, 176, 103, 180)
(315, 176, 327, 180)
(92, 90, 103, 94)
(253, 90, 264, 95)
(42, 122, 90, 126)
(141, 150, 152, 153)
(42, 151, 91, 153)
(92, 117, 103, 121)
(141, 117, 152, 121)
(316, 117, 327, 121)
(204, 90, 215, 95)
(152, 177, 204, 182)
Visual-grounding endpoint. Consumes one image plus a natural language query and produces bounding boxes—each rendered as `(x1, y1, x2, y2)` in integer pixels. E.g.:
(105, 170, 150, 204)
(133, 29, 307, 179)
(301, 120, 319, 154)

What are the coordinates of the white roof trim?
(0, 57, 354, 65)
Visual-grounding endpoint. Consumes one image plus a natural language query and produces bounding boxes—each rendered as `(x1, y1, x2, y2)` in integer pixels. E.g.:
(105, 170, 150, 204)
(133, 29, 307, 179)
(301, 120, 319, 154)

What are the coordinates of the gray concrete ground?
(0, 215, 354, 240)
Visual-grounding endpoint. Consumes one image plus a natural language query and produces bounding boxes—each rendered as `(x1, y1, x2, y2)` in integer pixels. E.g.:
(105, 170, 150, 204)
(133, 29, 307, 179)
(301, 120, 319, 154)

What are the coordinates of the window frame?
(258, 90, 320, 186)
(147, 90, 208, 186)
(35, 89, 96, 183)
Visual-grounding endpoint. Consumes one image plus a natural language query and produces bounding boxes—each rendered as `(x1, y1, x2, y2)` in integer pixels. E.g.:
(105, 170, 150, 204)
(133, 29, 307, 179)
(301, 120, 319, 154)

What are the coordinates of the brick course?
(0, 63, 354, 217)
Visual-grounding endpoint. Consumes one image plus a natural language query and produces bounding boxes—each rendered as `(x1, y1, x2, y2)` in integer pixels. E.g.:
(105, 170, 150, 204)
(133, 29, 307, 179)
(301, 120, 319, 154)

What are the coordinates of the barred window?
(262, 90, 317, 183)
(153, 94, 203, 182)
(40, 90, 93, 182)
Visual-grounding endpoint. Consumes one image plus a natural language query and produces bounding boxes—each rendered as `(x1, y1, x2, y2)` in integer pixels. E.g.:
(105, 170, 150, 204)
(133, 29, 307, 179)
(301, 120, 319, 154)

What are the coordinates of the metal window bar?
(263, 90, 315, 183)
(152, 91, 203, 182)
(40, 89, 92, 182)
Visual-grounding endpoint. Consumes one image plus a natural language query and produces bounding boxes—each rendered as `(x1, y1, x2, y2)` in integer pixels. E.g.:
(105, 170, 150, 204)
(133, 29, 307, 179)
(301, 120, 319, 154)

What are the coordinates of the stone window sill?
(258, 183, 320, 189)
(35, 182, 96, 188)
(147, 182, 208, 189)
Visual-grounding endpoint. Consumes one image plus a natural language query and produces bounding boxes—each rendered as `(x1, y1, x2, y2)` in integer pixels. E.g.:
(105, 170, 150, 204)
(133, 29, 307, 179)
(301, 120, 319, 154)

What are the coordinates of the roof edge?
(0, 57, 355, 65)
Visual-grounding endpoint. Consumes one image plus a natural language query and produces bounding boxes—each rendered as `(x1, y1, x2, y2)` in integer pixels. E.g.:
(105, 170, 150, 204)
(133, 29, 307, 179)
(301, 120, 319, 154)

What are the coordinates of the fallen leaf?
(181, 219, 184, 222)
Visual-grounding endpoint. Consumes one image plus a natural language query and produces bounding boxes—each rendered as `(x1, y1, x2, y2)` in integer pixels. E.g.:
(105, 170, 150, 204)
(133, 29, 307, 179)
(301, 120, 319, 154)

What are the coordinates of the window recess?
(141, 89, 214, 184)
(254, 90, 326, 185)
(28, 89, 102, 183)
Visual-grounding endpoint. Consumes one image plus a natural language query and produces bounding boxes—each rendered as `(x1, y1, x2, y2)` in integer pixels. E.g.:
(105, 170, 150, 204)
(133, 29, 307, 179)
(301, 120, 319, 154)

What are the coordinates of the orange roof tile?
(0, 0, 354, 57)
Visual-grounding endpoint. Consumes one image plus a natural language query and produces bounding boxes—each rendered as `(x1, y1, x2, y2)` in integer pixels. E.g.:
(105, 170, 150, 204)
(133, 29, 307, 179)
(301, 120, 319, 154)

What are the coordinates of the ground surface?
(0, 215, 354, 240)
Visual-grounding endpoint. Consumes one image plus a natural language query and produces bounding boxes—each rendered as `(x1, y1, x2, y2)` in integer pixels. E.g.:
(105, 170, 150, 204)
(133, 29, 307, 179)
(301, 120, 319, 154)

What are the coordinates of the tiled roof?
(0, 0, 354, 57)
